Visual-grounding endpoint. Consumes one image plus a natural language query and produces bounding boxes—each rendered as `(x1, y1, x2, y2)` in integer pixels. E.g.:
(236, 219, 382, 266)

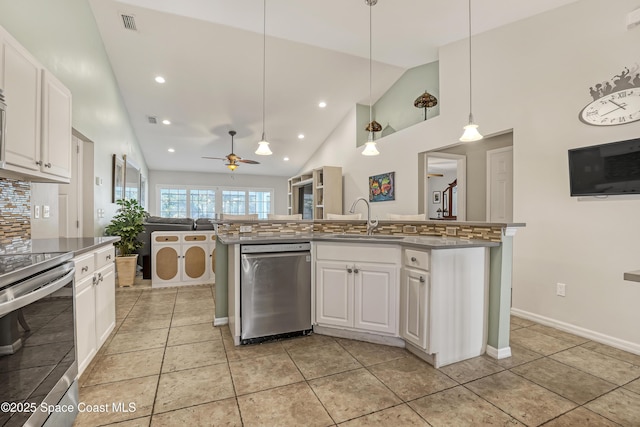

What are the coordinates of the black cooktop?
(0, 252, 73, 289)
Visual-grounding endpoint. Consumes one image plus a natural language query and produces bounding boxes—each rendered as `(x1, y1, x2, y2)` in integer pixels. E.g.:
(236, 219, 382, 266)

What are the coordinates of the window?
(156, 186, 273, 219)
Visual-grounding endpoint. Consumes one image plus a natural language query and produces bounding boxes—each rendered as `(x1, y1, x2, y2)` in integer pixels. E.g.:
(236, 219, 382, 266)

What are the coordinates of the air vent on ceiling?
(120, 13, 137, 31)
(147, 116, 158, 124)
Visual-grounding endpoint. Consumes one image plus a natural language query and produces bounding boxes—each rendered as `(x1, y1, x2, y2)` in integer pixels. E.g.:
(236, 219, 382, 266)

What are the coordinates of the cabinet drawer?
(95, 245, 115, 269)
(74, 253, 94, 282)
(154, 234, 180, 243)
(404, 249, 429, 270)
(182, 233, 207, 242)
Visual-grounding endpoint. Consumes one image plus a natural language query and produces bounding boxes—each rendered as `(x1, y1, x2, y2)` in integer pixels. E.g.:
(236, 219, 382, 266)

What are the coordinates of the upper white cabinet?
(0, 25, 71, 183)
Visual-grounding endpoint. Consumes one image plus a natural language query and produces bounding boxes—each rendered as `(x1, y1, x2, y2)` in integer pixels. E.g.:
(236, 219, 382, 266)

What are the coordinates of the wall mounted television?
(568, 137, 640, 197)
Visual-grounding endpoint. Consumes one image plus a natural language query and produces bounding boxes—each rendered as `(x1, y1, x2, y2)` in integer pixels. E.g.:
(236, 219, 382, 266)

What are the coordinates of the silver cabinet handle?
(106, 254, 112, 260)
(81, 266, 89, 273)
(45, 163, 52, 168)
(354, 268, 359, 274)
(92, 276, 97, 285)
(97, 272, 103, 282)
(411, 257, 417, 262)
(419, 276, 425, 283)
(36, 160, 43, 166)
(346, 266, 353, 273)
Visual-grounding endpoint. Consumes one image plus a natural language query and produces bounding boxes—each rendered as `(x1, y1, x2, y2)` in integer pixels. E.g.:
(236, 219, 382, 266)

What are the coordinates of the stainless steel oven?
(0, 252, 77, 427)
(0, 88, 6, 164)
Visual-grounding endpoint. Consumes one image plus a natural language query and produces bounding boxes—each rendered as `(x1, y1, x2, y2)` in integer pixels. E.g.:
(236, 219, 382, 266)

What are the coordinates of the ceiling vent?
(120, 13, 137, 31)
(147, 116, 158, 124)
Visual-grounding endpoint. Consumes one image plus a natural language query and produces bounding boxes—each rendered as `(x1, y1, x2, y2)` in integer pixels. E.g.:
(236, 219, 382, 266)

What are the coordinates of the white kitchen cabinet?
(74, 245, 116, 376)
(0, 25, 71, 183)
(152, 231, 215, 287)
(314, 242, 398, 336)
(400, 268, 430, 350)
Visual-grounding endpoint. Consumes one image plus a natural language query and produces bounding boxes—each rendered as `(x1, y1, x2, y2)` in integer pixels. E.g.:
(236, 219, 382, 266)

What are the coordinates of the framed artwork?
(433, 191, 441, 204)
(369, 172, 395, 202)
(112, 154, 125, 203)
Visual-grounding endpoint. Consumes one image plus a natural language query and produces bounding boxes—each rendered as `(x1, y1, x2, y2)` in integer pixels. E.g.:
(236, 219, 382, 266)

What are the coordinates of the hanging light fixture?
(255, 0, 273, 155)
(362, 0, 380, 156)
(459, 0, 483, 142)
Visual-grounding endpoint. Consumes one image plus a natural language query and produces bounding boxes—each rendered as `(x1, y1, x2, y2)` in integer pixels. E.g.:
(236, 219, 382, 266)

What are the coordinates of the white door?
(353, 263, 397, 334)
(315, 261, 353, 328)
(486, 147, 513, 222)
(59, 135, 82, 237)
(400, 268, 429, 350)
(424, 153, 467, 221)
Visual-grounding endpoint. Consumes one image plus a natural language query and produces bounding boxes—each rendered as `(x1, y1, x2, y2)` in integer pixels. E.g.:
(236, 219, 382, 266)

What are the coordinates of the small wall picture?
(433, 191, 441, 204)
(369, 172, 395, 202)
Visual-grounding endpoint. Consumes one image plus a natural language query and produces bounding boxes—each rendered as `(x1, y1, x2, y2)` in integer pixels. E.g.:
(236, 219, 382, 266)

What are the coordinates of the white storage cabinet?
(151, 231, 215, 287)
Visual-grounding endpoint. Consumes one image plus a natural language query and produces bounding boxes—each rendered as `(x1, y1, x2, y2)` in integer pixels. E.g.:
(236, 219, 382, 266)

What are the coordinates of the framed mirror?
(123, 155, 141, 203)
(112, 155, 125, 203)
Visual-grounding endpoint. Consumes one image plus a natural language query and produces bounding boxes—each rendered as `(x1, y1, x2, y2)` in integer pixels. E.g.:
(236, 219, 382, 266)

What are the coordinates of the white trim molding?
(511, 308, 640, 356)
(213, 317, 229, 326)
(486, 345, 512, 359)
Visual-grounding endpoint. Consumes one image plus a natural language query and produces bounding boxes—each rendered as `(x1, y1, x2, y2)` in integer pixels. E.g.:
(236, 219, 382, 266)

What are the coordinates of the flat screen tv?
(568, 137, 640, 196)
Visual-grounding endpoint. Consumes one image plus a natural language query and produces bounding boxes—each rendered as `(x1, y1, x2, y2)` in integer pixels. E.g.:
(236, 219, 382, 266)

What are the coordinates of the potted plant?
(105, 198, 148, 287)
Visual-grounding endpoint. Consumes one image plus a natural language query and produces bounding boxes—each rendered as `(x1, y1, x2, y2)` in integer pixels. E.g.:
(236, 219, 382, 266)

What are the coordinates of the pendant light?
(459, 0, 483, 142)
(255, 0, 273, 155)
(362, 0, 380, 156)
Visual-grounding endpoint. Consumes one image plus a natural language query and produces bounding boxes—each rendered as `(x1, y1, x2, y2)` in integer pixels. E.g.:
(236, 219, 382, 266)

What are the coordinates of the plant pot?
(115, 254, 138, 287)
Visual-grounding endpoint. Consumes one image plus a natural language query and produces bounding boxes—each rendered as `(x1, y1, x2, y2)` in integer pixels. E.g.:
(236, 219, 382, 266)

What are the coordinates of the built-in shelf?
(288, 166, 342, 220)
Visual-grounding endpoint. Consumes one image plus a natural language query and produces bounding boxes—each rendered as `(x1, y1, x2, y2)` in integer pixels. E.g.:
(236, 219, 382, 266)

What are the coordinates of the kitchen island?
(215, 219, 523, 367)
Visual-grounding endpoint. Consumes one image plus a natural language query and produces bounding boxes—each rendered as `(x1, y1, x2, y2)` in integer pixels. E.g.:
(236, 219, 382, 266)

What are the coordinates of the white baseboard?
(511, 308, 640, 356)
(213, 317, 228, 326)
(486, 345, 512, 359)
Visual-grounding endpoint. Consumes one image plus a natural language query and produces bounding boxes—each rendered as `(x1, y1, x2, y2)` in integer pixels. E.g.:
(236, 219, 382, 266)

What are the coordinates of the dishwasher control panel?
(241, 242, 311, 254)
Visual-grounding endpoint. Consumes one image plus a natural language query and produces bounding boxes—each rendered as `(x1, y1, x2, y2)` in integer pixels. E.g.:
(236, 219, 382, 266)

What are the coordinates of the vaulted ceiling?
(88, 0, 577, 176)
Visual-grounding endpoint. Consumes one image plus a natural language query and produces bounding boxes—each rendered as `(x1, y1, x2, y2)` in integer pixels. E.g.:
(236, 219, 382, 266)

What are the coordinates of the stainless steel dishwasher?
(240, 242, 312, 344)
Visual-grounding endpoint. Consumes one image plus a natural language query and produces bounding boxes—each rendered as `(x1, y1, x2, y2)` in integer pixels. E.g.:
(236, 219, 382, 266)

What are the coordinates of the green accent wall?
(214, 237, 228, 320)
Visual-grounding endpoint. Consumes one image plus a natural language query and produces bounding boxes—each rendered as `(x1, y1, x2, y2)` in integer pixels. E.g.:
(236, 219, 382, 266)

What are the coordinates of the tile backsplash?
(0, 178, 31, 252)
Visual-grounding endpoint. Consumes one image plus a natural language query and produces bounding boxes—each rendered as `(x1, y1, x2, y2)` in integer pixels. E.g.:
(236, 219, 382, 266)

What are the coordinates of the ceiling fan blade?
(237, 159, 260, 164)
(202, 156, 227, 160)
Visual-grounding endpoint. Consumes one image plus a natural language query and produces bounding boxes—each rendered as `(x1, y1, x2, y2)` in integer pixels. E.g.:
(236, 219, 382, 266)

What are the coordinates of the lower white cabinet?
(315, 243, 398, 336)
(400, 267, 430, 350)
(151, 231, 215, 287)
(74, 245, 116, 376)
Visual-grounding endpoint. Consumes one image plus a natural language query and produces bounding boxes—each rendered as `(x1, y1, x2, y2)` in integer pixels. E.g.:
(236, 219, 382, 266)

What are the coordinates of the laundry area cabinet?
(151, 231, 216, 287)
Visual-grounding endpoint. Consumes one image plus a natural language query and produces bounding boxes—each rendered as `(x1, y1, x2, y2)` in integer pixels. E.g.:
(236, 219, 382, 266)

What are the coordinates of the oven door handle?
(0, 264, 75, 318)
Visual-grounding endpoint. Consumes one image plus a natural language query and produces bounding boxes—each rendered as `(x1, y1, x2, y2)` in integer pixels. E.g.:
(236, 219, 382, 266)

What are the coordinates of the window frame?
(155, 184, 274, 219)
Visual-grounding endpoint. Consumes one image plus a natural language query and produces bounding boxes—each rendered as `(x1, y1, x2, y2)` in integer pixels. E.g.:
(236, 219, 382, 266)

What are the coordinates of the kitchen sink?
(332, 235, 404, 240)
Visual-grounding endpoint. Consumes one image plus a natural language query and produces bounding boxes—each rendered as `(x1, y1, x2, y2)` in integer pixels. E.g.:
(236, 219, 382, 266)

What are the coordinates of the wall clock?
(579, 67, 640, 126)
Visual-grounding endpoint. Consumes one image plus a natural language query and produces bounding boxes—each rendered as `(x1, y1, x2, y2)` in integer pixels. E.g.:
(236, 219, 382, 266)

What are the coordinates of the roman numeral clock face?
(579, 88, 640, 126)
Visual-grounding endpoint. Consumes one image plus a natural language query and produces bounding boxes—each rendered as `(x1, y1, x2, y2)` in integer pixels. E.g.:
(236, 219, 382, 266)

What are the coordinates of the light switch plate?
(43, 205, 50, 218)
(240, 225, 252, 233)
(34, 205, 40, 219)
(446, 226, 457, 236)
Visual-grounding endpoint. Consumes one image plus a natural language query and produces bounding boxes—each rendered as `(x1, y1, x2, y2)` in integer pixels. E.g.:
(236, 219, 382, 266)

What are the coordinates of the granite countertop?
(217, 233, 498, 249)
(30, 237, 120, 256)
(624, 270, 640, 283)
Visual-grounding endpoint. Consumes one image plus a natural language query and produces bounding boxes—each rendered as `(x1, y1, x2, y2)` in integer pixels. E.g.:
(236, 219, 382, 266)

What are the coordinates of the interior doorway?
(486, 146, 513, 222)
(423, 153, 466, 221)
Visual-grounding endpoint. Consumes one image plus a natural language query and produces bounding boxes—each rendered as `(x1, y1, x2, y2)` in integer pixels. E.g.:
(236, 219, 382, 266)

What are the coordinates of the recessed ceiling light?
(318, 101, 327, 108)
(298, 134, 304, 139)
(162, 119, 171, 125)
(155, 76, 166, 83)
(283, 157, 290, 161)
(168, 148, 175, 153)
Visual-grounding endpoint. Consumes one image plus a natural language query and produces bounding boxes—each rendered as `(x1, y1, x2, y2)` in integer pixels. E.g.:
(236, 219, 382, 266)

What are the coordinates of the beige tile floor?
(72, 282, 640, 427)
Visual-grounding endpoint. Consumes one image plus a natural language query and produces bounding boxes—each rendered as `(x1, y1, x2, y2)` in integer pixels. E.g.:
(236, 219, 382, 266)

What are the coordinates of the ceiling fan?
(202, 130, 260, 171)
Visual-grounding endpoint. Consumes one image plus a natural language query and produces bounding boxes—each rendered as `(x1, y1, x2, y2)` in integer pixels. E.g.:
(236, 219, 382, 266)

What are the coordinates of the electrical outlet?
(556, 283, 566, 297)
(43, 205, 50, 218)
(446, 226, 457, 236)
(239, 225, 252, 233)
(34, 205, 40, 219)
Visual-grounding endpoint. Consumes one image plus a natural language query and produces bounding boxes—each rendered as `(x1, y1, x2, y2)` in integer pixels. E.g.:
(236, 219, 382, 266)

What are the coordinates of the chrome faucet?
(349, 197, 379, 235)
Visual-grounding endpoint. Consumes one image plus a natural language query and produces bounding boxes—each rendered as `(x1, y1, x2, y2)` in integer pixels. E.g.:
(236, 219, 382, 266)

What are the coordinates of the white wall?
(0, 0, 148, 237)
(302, 0, 640, 350)
(148, 170, 288, 216)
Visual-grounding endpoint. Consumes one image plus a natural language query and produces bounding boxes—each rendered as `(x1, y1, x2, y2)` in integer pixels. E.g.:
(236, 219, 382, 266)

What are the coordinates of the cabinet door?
(209, 238, 216, 283)
(95, 263, 116, 348)
(41, 69, 71, 179)
(315, 261, 353, 328)
(400, 268, 429, 350)
(354, 263, 397, 334)
(152, 243, 181, 285)
(75, 274, 96, 376)
(1, 30, 41, 171)
(182, 240, 209, 283)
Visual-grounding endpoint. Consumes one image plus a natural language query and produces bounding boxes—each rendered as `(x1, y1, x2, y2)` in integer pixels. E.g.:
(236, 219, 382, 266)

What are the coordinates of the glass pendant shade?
(226, 163, 238, 171)
(459, 114, 483, 142)
(255, 134, 272, 155)
(362, 132, 380, 156)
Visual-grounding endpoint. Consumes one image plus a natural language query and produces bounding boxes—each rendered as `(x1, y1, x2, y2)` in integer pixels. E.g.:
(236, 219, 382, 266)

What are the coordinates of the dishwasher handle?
(241, 251, 310, 260)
